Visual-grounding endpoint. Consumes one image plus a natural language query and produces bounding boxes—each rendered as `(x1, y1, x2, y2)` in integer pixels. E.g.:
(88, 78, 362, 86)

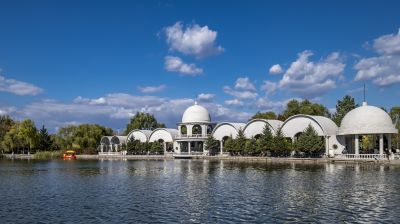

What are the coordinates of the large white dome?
(181, 102, 211, 123)
(338, 102, 397, 135)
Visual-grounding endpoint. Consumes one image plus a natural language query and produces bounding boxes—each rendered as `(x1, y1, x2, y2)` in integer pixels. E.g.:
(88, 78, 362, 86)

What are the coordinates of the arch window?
(192, 125, 202, 135)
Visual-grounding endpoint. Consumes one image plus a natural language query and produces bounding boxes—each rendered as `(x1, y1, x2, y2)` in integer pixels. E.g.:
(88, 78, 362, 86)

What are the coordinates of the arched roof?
(243, 119, 283, 138)
(212, 122, 246, 141)
(100, 136, 112, 145)
(338, 102, 397, 135)
(126, 129, 152, 143)
(149, 128, 179, 142)
(281, 114, 338, 138)
(111, 136, 127, 145)
(181, 102, 211, 123)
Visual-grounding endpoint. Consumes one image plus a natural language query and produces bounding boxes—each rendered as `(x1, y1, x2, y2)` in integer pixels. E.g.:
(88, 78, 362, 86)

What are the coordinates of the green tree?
(150, 142, 163, 154)
(125, 112, 166, 135)
(390, 107, 400, 149)
(293, 124, 324, 155)
(280, 99, 330, 120)
(256, 124, 273, 155)
(270, 128, 291, 156)
(36, 125, 53, 152)
(0, 115, 15, 153)
(18, 119, 38, 154)
(332, 95, 358, 125)
(250, 111, 277, 120)
(223, 137, 235, 155)
(233, 129, 247, 155)
(204, 135, 219, 155)
(244, 138, 257, 156)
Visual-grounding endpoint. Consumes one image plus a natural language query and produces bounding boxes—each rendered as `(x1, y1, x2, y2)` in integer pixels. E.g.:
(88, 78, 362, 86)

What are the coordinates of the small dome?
(338, 102, 397, 135)
(182, 102, 211, 123)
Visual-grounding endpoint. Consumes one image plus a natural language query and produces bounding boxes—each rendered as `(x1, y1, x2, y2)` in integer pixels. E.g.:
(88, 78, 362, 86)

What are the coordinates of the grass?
(33, 150, 63, 159)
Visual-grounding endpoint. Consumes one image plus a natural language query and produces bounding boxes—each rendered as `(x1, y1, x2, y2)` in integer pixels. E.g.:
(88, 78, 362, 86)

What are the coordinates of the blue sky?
(0, 0, 399, 132)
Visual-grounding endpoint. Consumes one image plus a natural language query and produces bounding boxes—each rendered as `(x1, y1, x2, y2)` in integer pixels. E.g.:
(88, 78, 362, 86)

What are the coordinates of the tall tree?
(125, 112, 166, 135)
(293, 124, 324, 154)
(234, 129, 247, 155)
(0, 115, 14, 153)
(204, 135, 219, 155)
(37, 125, 53, 152)
(270, 128, 291, 155)
(256, 124, 273, 155)
(280, 99, 330, 120)
(250, 111, 277, 120)
(332, 95, 358, 125)
(390, 107, 400, 150)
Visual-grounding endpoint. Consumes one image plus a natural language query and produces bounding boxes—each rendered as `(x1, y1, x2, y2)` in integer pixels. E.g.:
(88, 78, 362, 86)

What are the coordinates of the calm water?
(0, 159, 400, 223)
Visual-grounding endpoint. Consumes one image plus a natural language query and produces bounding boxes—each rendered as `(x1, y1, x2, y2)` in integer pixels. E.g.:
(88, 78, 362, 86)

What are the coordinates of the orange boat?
(63, 150, 77, 160)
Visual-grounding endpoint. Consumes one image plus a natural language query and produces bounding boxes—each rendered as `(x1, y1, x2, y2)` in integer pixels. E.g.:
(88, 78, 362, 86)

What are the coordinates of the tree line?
(205, 124, 324, 157)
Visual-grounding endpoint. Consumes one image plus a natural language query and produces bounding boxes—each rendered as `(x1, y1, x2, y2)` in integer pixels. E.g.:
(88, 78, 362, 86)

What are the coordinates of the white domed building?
(338, 102, 397, 156)
(175, 102, 216, 154)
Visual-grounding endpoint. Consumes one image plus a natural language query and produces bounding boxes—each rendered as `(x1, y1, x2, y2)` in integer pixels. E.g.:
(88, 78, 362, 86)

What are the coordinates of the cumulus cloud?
(223, 77, 258, 100)
(10, 93, 251, 132)
(165, 22, 224, 58)
(197, 93, 215, 102)
(224, 99, 244, 106)
(234, 77, 256, 91)
(138, 84, 166, 93)
(0, 74, 43, 96)
(261, 81, 278, 95)
(354, 30, 400, 86)
(0, 105, 16, 115)
(269, 64, 283, 74)
(264, 51, 345, 98)
(164, 56, 203, 76)
(255, 97, 291, 112)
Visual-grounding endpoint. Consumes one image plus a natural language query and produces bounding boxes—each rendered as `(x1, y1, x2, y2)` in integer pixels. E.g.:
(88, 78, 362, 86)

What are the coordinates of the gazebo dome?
(338, 102, 397, 135)
(182, 102, 211, 123)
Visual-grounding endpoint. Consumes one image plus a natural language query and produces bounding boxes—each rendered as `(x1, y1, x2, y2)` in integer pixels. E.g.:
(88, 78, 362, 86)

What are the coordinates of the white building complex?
(100, 101, 398, 159)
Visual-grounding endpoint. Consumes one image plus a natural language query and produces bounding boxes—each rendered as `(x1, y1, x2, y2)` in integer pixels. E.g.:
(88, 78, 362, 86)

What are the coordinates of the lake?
(0, 159, 399, 223)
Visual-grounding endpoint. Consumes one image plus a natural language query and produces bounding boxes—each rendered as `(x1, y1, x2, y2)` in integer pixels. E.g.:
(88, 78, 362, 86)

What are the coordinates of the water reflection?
(0, 159, 399, 223)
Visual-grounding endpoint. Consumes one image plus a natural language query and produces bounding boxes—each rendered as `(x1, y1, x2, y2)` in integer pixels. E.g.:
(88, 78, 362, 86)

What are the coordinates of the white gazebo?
(175, 102, 216, 154)
(338, 102, 397, 156)
(148, 128, 179, 153)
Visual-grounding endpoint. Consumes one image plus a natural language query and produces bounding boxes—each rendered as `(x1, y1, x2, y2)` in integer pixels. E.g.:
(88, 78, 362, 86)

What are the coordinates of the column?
(109, 144, 112, 152)
(379, 134, 384, 155)
(355, 135, 359, 155)
(188, 141, 191, 154)
(220, 141, 223, 155)
(388, 134, 392, 154)
(325, 136, 329, 156)
(163, 142, 167, 154)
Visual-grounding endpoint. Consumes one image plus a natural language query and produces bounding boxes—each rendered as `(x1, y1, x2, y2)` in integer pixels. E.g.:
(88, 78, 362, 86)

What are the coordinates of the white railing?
(334, 154, 388, 160)
(177, 134, 210, 139)
(98, 152, 123, 156)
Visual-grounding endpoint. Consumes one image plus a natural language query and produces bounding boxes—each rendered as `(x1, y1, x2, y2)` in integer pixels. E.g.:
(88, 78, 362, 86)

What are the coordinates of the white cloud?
(224, 99, 244, 106)
(266, 50, 345, 98)
(10, 93, 251, 132)
(269, 64, 283, 74)
(223, 86, 258, 99)
(0, 106, 16, 115)
(261, 81, 278, 95)
(255, 97, 292, 112)
(0, 74, 43, 96)
(138, 84, 166, 93)
(234, 77, 256, 91)
(372, 29, 400, 55)
(354, 30, 400, 87)
(223, 77, 258, 100)
(165, 22, 224, 58)
(197, 93, 215, 102)
(164, 56, 203, 76)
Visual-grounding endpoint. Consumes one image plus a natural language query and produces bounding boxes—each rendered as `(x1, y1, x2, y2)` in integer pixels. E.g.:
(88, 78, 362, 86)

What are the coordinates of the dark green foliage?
(250, 111, 277, 120)
(125, 112, 166, 135)
(332, 95, 358, 125)
(204, 135, 219, 155)
(270, 128, 292, 156)
(293, 125, 324, 154)
(37, 125, 53, 152)
(244, 138, 257, 155)
(256, 124, 273, 155)
(390, 107, 400, 149)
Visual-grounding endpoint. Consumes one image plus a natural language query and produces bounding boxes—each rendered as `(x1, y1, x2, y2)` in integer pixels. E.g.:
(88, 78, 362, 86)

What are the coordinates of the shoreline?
(2, 153, 400, 165)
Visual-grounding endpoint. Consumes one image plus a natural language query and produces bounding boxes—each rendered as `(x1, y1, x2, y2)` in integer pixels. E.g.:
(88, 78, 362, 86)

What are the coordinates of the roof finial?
(362, 83, 368, 106)
(194, 101, 198, 105)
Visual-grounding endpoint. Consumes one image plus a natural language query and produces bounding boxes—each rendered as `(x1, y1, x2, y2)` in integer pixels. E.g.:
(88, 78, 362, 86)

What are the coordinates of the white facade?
(99, 101, 397, 158)
(126, 129, 152, 143)
(243, 119, 283, 138)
